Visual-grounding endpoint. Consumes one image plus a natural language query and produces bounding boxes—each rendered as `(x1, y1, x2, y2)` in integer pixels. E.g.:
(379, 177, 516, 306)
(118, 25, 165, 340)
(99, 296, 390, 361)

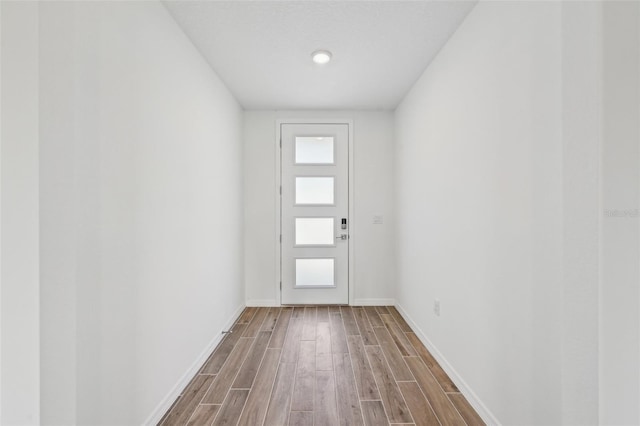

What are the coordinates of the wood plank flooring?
(159, 306, 484, 426)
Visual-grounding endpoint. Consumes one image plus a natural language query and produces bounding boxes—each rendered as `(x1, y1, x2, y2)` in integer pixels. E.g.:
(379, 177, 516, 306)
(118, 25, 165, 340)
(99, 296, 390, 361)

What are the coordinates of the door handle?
(336, 234, 349, 240)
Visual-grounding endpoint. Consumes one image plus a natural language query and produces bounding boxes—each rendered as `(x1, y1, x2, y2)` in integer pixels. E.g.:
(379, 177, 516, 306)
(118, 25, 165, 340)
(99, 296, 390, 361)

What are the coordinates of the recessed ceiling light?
(311, 50, 332, 65)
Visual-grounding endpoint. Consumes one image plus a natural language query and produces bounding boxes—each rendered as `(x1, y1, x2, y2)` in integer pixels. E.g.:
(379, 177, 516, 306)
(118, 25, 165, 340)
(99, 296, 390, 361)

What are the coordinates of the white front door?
(280, 123, 349, 305)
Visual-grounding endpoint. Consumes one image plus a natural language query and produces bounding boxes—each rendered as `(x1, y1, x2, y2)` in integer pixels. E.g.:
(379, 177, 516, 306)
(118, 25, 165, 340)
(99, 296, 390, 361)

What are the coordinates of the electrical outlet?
(434, 299, 441, 316)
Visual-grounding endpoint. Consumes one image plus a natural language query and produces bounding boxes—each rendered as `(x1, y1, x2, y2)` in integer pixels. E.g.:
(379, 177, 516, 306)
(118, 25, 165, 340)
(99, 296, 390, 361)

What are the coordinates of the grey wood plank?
(346, 335, 380, 401)
(315, 370, 339, 426)
(200, 323, 248, 375)
(380, 314, 417, 357)
(301, 306, 317, 341)
(329, 306, 341, 313)
(289, 411, 313, 426)
(449, 393, 486, 426)
(330, 312, 349, 353)
(353, 307, 378, 346)
(264, 362, 297, 426)
(186, 404, 220, 426)
(334, 352, 365, 425)
(387, 306, 412, 332)
(316, 321, 333, 371)
(162, 374, 215, 425)
(406, 333, 458, 393)
(261, 307, 280, 332)
(233, 330, 271, 388)
(243, 307, 269, 337)
(237, 348, 281, 426)
(212, 389, 249, 426)
(281, 309, 304, 363)
(268, 307, 292, 349)
(405, 357, 465, 426)
(364, 306, 384, 327)
(398, 381, 439, 426)
(375, 306, 390, 315)
(341, 306, 360, 335)
(373, 326, 414, 381)
(365, 345, 413, 424)
(291, 340, 316, 411)
(360, 400, 389, 426)
(237, 307, 257, 324)
(202, 338, 253, 404)
(317, 306, 329, 321)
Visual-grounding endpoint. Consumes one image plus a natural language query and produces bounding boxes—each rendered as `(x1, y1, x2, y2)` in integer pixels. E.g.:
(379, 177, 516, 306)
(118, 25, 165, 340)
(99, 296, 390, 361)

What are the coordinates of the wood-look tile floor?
(159, 306, 485, 426)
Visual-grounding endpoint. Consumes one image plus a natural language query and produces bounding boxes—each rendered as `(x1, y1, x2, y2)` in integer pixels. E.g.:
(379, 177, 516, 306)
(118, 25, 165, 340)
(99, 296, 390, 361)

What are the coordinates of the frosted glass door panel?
(295, 137, 334, 164)
(295, 258, 335, 287)
(295, 177, 334, 205)
(295, 217, 334, 245)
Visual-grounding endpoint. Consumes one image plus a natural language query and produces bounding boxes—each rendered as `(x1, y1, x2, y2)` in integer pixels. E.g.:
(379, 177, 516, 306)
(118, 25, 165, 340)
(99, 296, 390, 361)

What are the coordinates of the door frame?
(275, 119, 355, 306)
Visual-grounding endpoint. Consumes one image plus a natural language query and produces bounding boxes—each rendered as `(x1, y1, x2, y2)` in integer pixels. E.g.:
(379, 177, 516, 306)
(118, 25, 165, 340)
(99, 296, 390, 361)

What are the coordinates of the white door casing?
(280, 123, 349, 305)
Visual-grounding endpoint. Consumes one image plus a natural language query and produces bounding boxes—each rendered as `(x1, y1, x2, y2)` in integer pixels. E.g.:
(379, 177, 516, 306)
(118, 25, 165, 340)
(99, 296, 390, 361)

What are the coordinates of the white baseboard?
(245, 298, 395, 307)
(143, 303, 245, 425)
(352, 298, 395, 306)
(246, 299, 279, 307)
(394, 303, 501, 426)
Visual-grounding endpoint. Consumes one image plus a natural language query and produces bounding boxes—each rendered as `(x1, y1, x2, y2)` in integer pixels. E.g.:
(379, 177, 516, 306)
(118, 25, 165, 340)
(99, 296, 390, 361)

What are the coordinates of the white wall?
(600, 2, 640, 424)
(561, 2, 602, 424)
(394, 2, 603, 424)
(0, 2, 41, 424)
(38, 3, 77, 422)
(2, 1, 245, 424)
(244, 110, 395, 306)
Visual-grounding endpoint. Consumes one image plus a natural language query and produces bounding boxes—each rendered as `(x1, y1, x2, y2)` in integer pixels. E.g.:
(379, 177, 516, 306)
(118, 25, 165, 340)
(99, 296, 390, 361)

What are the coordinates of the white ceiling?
(164, 1, 476, 110)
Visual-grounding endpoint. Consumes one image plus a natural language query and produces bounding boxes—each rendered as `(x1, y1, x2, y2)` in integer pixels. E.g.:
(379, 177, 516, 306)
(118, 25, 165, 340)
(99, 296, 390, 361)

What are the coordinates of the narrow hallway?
(3, 1, 636, 424)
